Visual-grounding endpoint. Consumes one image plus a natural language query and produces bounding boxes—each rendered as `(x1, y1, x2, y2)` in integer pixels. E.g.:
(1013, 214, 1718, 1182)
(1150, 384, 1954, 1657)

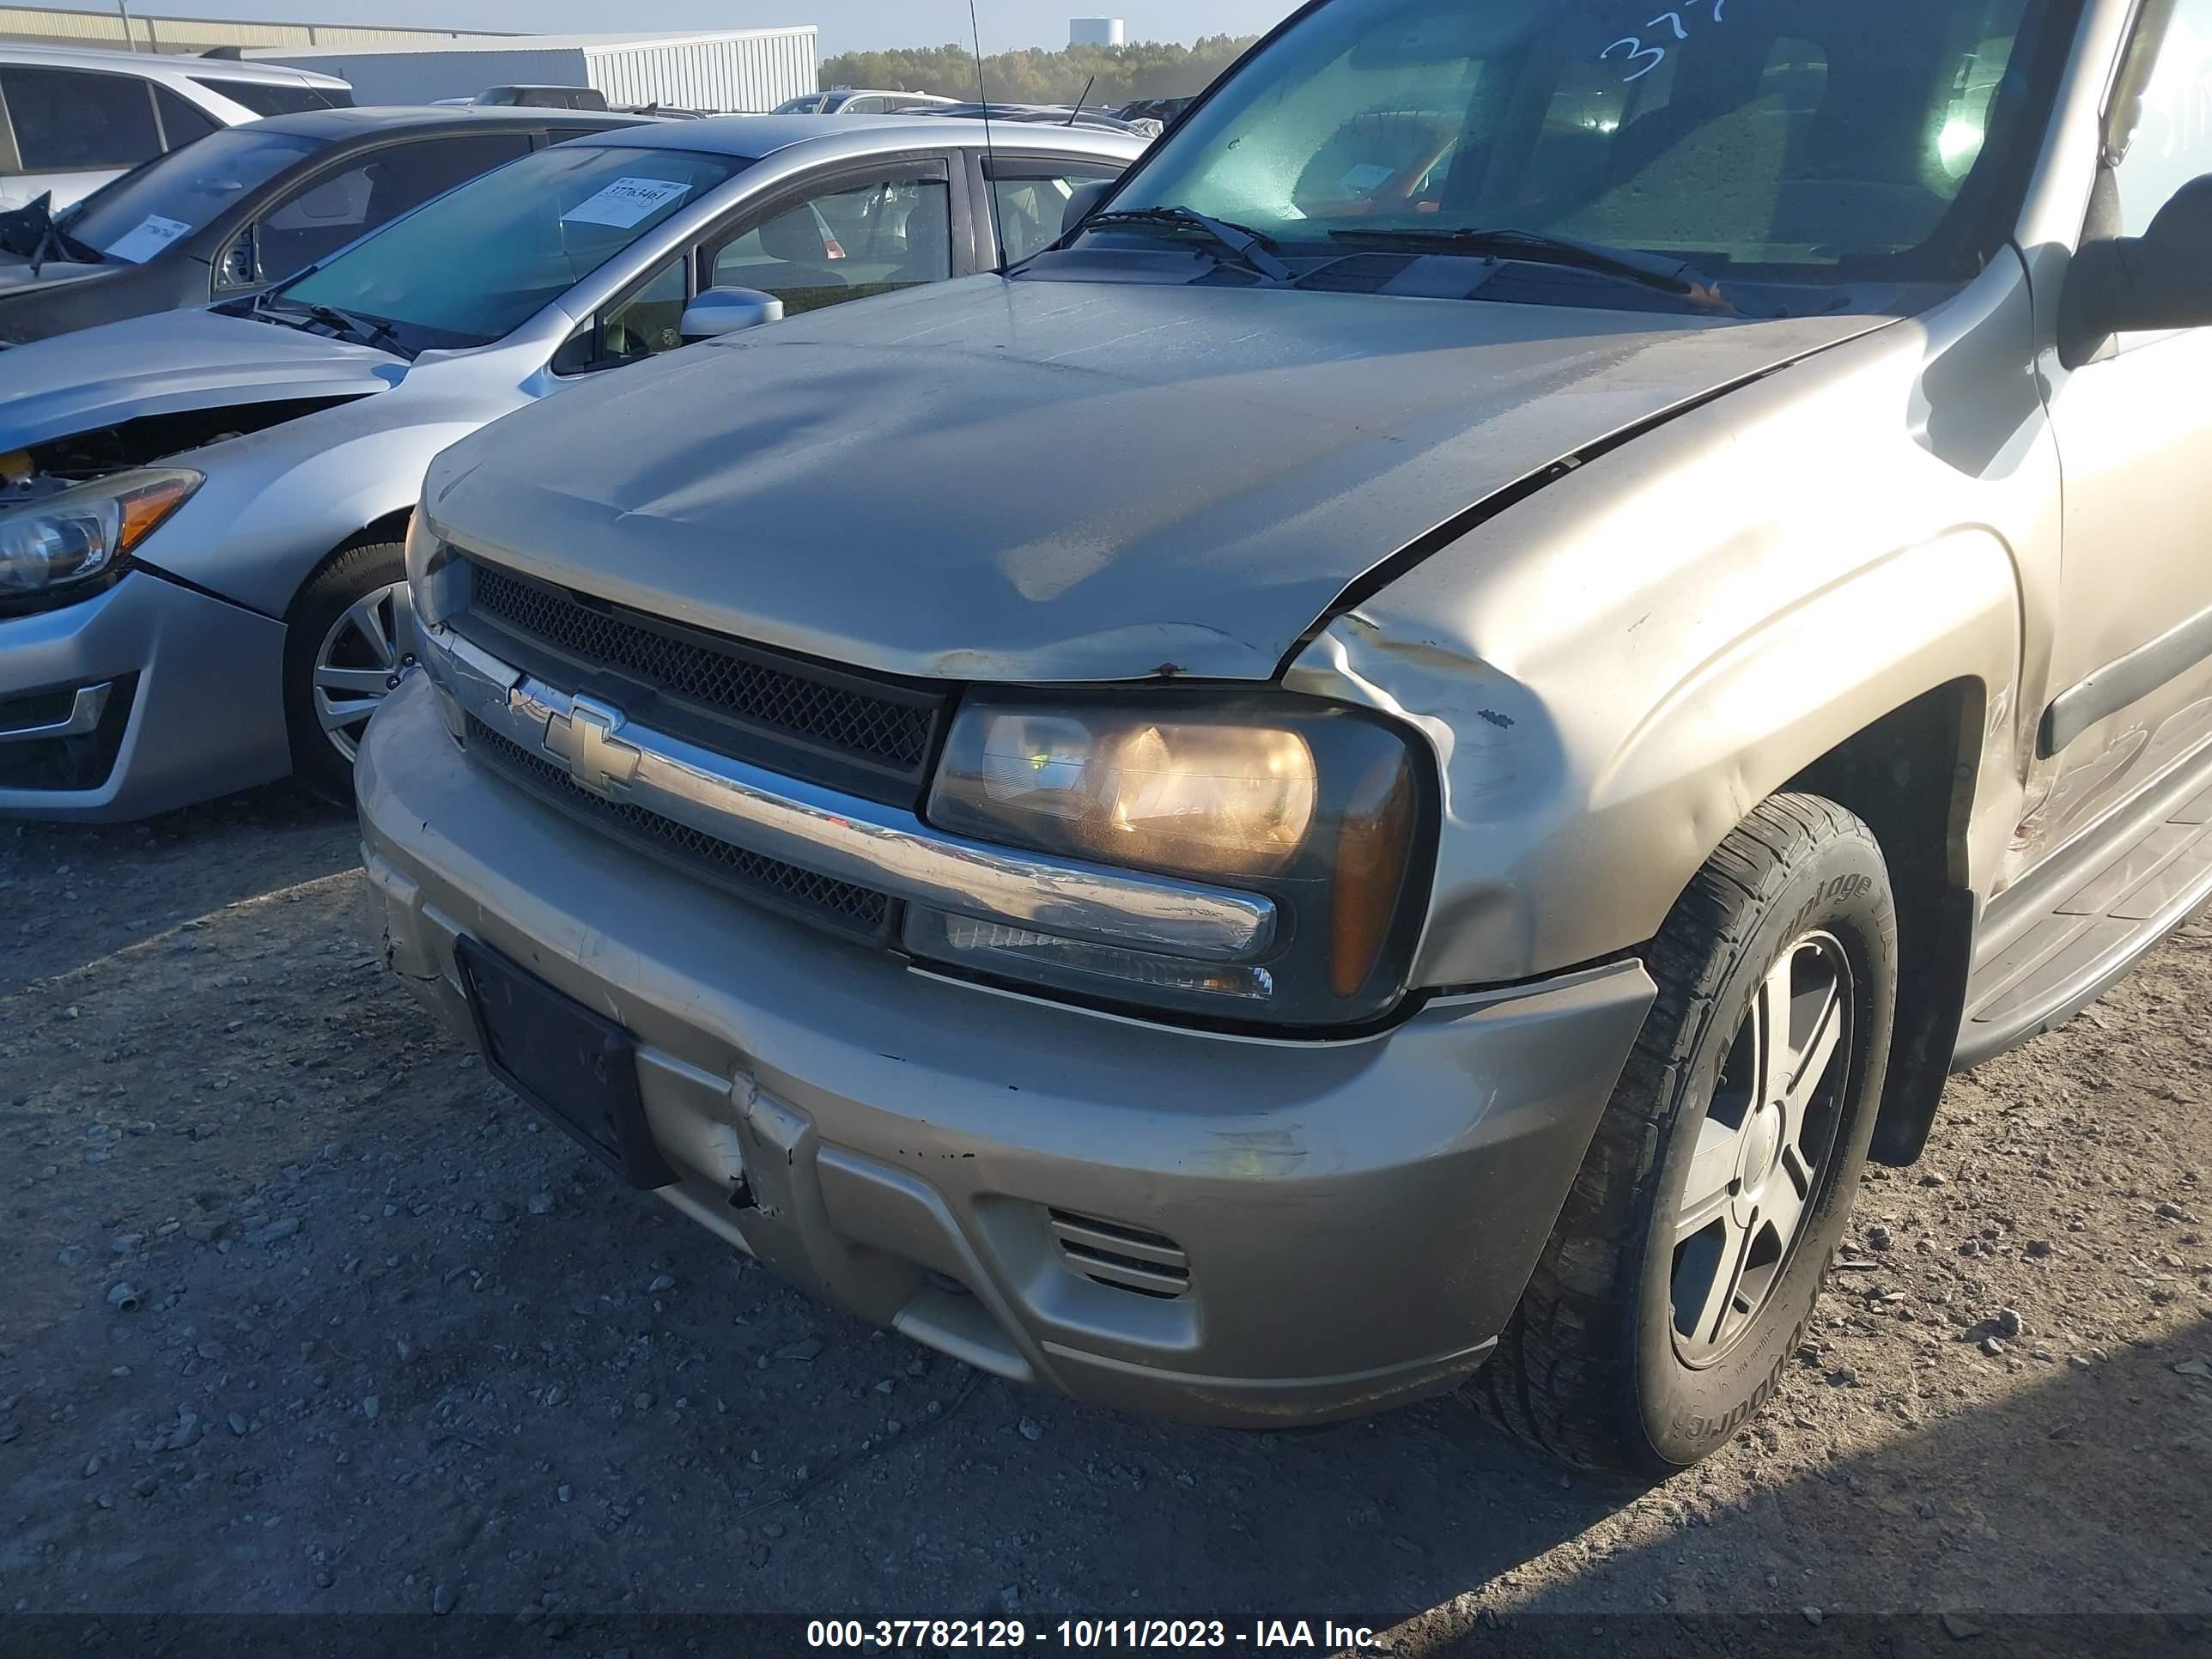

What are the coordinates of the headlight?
(0, 469, 201, 601)
(917, 695, 1431, 1026)
(404, 509, 467, 629)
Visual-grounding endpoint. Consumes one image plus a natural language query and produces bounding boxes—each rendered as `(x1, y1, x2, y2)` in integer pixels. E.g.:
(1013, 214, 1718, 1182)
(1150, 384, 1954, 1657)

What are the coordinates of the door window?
(598, 255, 690, 363)
(989, 164, 1122, 263)
(1, 67, 161, 171)
(2111, 0, 2212, 235)
(153, 87, 222, 151)
(245, 132, 533, 285)
(710, 171, 952, 314)
(191, 77, 349, 117)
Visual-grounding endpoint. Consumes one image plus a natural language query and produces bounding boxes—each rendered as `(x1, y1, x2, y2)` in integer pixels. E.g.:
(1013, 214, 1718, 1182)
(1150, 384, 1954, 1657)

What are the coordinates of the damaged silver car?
(0, 116, 1139, 817)
(363, 0, 2212, 1474)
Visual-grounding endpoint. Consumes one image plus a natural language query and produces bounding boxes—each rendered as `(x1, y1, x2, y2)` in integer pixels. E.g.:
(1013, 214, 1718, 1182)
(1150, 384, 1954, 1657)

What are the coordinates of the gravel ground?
(3, 787, 2209, 1656)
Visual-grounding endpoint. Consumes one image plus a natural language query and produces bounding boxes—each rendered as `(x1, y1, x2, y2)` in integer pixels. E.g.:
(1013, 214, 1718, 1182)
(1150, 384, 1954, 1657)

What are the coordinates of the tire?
(283, 539, 414, 806)
(1478, 793, 1898, 1478)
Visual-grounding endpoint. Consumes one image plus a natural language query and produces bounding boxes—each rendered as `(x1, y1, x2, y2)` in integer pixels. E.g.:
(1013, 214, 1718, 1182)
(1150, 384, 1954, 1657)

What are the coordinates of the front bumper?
(0, 570, 289, 821)
(360, 675, 1656, 1427)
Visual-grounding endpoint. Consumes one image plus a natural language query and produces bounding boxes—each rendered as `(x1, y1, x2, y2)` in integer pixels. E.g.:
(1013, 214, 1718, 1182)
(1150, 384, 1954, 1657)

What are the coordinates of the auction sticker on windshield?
(103, 215, 191, 264)
(562, 178, 692, 229)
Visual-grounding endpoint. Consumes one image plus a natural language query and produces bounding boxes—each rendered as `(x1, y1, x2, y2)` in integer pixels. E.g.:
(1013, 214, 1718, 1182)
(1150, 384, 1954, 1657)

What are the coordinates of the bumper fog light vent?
(1048, 1209, 1191, 1300)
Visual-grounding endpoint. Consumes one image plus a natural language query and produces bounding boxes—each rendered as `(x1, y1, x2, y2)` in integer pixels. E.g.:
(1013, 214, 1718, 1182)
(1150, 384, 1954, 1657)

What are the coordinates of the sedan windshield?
(1092, 0, 2078, 294)
(272, 143, 750, 350)
(64, 128, 324, 263)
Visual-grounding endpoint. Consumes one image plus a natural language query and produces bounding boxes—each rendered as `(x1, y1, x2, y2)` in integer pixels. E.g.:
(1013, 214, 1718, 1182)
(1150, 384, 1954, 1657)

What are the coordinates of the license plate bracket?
(454, 936, 676, 1191)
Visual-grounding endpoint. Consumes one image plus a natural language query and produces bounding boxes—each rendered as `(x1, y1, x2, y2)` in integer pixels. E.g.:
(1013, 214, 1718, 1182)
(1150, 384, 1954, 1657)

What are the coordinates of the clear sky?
(120, 0, 1299, 57)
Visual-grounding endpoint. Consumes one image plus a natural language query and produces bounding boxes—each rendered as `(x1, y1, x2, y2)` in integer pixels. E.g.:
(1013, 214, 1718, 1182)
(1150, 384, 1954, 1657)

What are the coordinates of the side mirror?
(1062, 179, 1114, 238)
(2059, 173, 2212, 367)
(678, 285, 784, 343)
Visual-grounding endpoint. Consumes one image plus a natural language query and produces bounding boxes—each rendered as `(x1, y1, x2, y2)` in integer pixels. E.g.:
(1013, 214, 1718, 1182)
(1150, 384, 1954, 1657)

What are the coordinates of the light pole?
(115, 0, 139, 51)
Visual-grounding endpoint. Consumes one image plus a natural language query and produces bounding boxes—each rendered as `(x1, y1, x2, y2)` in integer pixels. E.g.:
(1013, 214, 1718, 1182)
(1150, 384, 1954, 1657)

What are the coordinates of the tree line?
(817, 36, 1260, 107)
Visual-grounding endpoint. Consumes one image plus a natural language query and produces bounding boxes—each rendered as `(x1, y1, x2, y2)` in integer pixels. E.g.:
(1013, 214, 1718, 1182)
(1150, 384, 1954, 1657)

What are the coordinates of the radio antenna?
(1067, 73, 1095, 125)
(968, 0, 1008, 270)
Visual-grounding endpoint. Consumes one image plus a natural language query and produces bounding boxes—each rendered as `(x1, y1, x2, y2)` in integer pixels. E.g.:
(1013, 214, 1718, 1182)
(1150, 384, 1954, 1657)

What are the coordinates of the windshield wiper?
(0, 194, 105, 275)
(1328, 227, 1735, 312)
(254, 292, 411, 357)
(1085, 205, 1293, 283)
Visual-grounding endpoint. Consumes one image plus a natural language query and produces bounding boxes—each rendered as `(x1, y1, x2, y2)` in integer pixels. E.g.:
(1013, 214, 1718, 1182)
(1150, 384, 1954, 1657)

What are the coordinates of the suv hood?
(0, 307, 404, 450)
(428, 276, 1882, 684)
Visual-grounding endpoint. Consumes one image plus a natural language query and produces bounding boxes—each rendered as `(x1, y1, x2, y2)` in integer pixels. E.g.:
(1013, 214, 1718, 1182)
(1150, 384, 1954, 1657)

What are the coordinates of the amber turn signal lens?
(115, 473, 202, 554)
(1330, 746, 1416, 999)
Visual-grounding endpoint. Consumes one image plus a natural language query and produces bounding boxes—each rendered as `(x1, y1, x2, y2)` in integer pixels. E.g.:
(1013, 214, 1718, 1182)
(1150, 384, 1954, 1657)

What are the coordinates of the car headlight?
(0, 469, 201, 602)
(915, 695, 1432, 1026)
(404, 509, 467, 629)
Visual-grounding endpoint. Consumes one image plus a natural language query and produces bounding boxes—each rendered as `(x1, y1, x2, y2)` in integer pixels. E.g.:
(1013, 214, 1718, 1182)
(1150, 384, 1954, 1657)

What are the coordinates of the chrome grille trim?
(422, 624, 1278, 963)
(467, 718, 895, 940)
(460, 558, 941, 788)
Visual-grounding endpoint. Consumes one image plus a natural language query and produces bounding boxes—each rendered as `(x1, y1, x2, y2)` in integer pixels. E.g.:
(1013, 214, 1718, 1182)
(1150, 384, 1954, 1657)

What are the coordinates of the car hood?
(428, 276, 1884, 684)
(0, 307, 404, 449)
(0, 258, 106, 290)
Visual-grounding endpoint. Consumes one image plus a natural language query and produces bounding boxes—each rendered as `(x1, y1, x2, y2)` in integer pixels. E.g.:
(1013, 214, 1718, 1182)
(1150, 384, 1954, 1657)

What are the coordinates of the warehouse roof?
(243, 27, 816, 60)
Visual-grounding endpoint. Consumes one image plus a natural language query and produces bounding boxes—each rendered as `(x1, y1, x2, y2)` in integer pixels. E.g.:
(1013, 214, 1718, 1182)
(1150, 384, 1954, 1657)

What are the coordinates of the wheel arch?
(1290, 526, 2025, 1002)
(283, 507, 414, 625)
(1781, 678, 1988, 1164)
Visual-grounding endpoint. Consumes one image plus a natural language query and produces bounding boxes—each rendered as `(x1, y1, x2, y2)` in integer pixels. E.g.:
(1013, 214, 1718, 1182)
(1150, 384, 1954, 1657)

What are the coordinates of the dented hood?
(0, 307, 403, 450)
(428, 276, 1880, 684)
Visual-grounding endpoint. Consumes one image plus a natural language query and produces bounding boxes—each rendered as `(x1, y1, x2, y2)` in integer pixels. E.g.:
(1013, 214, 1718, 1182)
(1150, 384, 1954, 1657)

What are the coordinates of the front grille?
(1048, 1209, 1192, 1301)
(460, 559, 944, 803)
(465, 718, 893, 942)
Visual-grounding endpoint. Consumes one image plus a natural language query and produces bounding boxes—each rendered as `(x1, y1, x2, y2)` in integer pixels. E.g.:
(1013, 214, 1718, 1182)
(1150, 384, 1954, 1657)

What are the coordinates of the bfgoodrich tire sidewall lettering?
(1632, 838, 1899, 1467)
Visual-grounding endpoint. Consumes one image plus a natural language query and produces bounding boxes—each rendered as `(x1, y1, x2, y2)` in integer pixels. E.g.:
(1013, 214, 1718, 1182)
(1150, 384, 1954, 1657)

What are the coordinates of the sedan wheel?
(311, 580, 415, 766)
(283, 538, 412, 805)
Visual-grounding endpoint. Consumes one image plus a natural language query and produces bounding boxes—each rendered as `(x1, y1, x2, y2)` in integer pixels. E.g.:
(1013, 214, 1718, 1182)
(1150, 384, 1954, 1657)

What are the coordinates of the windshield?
(1092, 0, 2077, 292)
(64, 128, 323, 263)
(272, 143, 748, 350)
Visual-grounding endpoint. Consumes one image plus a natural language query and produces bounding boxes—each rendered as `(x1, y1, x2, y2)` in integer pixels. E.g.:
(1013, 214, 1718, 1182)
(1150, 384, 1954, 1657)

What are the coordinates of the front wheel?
(1478, 793, 1898, 1477)
(283, 539, 415, 805)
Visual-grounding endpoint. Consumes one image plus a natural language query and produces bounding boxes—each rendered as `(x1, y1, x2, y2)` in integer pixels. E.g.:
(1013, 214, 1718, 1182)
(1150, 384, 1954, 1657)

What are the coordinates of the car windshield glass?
(64, 128, 325, 262)
(272, 143, 749, 349)
(1090, 0, 2077, 289)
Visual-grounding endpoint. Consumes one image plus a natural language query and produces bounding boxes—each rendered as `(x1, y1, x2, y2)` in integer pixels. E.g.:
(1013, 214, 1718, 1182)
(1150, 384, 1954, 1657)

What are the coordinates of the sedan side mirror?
(678, 285, 785, 343)
(2059, 173, 2212, 367)
(1062, 179, 1114, 238)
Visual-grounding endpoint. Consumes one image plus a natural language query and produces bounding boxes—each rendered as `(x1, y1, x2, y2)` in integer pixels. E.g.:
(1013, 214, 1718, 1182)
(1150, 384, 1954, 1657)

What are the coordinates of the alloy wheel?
(1670, 932, 1853, 1366)
(311, 580, 416, 765)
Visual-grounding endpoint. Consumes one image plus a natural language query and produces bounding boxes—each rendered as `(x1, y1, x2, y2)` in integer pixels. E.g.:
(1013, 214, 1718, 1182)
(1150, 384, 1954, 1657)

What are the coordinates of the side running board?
(1954, 744, 2212, 1070)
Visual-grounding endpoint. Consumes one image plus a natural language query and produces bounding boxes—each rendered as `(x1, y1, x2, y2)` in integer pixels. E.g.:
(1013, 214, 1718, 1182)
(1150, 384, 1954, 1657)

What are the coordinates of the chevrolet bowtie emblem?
(544, 695, 641, 798)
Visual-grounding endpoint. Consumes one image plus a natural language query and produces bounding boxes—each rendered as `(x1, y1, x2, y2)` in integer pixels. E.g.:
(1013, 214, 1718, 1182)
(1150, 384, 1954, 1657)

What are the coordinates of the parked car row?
(0, 114, 1142, 813)
(11, 0, 2212, 1492)
(0, 105, 649, 345)
(0, 43, 351, 210)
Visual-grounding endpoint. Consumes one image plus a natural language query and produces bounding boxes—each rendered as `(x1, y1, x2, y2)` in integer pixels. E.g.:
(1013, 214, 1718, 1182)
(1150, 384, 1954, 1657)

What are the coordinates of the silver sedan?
(0, 114, 1140, 819)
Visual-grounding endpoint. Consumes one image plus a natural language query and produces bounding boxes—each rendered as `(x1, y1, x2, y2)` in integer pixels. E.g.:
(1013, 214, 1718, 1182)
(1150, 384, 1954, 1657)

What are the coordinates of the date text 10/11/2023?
(805, 1620, 1384, 1651)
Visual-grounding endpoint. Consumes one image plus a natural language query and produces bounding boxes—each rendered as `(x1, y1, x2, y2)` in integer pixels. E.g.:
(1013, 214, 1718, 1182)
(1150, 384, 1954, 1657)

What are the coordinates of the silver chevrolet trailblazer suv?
(359, 0, 2212, 1474)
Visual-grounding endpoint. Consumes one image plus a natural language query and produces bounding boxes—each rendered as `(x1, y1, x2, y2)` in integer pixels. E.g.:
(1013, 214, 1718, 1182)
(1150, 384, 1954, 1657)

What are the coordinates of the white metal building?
(0, 4, 514, 54)
(248, 27, 817, 113)
(1069, 17, 1126, 47)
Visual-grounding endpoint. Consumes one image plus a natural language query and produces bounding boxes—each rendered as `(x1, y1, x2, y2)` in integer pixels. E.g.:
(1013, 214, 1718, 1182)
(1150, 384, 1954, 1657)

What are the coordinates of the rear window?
(64, 125, 322, 258)
(191, 77, 351, 117)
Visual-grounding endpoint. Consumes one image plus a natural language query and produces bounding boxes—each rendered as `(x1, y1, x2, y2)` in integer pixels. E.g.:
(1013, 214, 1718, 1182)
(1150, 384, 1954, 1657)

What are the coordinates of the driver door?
(2036, 0, 2212, 848)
